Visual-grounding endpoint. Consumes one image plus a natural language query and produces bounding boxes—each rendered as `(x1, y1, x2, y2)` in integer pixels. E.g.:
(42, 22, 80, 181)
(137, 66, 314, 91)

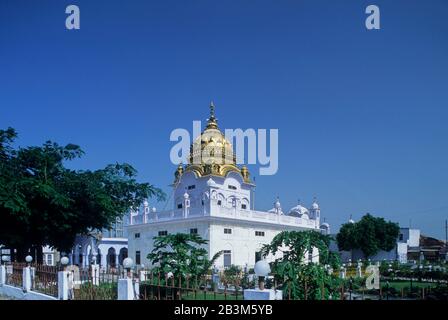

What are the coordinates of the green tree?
(336, 213, 400, 258)
(260, 230, 341, 300)
(222, 265, 242, 288)
(0, 127, 165, 259)
(147, 233, 222, 285)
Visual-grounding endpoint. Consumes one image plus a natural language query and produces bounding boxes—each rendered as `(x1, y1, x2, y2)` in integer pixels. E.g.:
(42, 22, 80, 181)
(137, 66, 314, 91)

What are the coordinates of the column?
(118, 277, 139, 300)
(91, 254, 98, 265)
(22, 266, 32, 292)
(58, 271, 70, 300)
(0, 265, 6, 286)
(101, 253, 107, 269)
(91, 264, 100, 286)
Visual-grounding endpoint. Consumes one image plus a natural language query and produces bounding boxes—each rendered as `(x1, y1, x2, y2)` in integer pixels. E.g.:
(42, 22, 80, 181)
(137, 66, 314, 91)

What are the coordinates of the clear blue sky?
(1, 0, 447, 239)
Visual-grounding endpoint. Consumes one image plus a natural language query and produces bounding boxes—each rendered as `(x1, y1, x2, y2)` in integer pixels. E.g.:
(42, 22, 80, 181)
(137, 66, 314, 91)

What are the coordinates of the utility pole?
(445, 219, 447, 248)
(444, 219, 448, 262)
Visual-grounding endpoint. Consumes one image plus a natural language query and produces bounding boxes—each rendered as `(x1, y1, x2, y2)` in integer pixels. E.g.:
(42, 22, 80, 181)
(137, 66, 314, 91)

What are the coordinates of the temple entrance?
(107, 247, 116, 268)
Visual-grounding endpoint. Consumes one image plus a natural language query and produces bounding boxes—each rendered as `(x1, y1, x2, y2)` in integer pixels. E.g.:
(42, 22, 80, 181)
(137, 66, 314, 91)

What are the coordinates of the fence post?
(117, 258, 139, 300)
(0, 265, 6, 286)
(58, 271, 70, 300)
(91, 264, 99, 286)
(139, 270, 148, 282)
(118, 278, 136, 300)
(133, 277, 140, 299)
(30, 266, 36, 289)
(22, 266, 32, 292)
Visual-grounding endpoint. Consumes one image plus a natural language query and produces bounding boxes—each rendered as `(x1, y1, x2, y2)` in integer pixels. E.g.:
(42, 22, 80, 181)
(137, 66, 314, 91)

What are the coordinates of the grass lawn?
(181, 291, 243, 300)
(139, 285, 244, 300)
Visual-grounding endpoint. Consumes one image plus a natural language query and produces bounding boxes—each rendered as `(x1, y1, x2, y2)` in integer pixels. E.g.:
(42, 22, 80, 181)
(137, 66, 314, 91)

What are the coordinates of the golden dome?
(174, 102, 251, 184)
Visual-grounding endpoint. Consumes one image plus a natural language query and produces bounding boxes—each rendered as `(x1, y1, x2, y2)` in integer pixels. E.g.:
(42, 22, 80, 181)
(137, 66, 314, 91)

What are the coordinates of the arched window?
(119, 248, 128, 265)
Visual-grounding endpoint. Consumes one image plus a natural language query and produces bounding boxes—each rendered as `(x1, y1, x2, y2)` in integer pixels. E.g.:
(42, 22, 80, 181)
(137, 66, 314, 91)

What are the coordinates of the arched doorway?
(119, 248, 128, 266)
(107, 247, 116, 268)
(77, 245, 83, 267)
(97, 248, 102, 267)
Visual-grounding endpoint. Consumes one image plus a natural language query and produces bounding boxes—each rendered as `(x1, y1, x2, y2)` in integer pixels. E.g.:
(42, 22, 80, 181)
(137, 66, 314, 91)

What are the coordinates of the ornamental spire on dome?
(348, 214, 355, 224)
(206, 101, 219, 129)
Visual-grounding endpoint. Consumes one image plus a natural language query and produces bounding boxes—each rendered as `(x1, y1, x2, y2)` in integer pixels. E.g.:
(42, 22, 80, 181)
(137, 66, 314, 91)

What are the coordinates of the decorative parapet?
(128, 205, 318, 229)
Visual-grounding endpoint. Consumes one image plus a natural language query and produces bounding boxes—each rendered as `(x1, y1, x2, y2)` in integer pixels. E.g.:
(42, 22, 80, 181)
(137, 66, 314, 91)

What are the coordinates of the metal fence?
(72, 267, 118, 300)
(139, 272, 244, 300)
(5, 262, 25, 288)
(31, 264, 60, 297)
(136, 269, 446, 301)
(137, 272, 343, 301)
(3, 262, 443, 300)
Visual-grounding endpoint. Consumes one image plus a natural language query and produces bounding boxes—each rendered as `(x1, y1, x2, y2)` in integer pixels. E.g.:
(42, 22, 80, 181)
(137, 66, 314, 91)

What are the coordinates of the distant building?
(0, 245, 59, 265)
(333, 218, 421, 263)
(42, 246, 59, 266)
(407, 234, 447, 262)
(68, 216, 129, 269)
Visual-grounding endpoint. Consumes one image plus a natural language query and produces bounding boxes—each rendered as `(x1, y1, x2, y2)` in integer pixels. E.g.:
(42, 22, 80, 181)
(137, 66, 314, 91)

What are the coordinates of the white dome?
(311, 202, 319, 210)
(320, 222, 330, 229)
(183, 192, 189, 199)
(143, 199, 149, 207)
(288, 204, 309, 217)
(348, 219, 355, 224)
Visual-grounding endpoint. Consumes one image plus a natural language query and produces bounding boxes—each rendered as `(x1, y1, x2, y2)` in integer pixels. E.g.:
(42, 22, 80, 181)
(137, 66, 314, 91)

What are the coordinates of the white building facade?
(335, 221, 421, 263)
(127, 104, 326, 269)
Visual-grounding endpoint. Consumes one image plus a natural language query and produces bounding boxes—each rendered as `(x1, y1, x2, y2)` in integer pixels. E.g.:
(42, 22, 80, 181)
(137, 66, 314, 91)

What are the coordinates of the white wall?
(398, 228, 420, 247)
(0, 285, 57, 300)
(127, 220, 210, 267)
(128, 218, 317, 269)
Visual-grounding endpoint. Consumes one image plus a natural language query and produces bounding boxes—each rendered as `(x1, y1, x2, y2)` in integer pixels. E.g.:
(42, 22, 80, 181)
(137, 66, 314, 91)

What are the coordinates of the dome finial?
(210, 101, 215, 116)
(206, 101, 218, 129)
(348, 214, 355, 224)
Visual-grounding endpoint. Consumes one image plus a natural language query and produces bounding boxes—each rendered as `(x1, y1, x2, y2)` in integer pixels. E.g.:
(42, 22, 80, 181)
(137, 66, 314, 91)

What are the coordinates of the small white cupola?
(288, 199, 309, 218)
(207, 177, 216, 187)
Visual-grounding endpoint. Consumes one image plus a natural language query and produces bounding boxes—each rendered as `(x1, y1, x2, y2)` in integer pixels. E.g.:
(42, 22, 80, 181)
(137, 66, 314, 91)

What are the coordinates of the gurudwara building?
(126, 104, 329, 269)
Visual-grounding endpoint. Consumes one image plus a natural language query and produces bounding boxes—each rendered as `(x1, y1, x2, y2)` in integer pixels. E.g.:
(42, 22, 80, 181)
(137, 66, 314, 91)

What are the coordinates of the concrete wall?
(0, 284, 57, 300)
(347, 244, 407, 263)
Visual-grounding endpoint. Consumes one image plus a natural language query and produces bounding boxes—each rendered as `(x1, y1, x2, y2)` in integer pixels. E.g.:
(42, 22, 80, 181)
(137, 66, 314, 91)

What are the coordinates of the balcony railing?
(129, 206, 318, 229)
